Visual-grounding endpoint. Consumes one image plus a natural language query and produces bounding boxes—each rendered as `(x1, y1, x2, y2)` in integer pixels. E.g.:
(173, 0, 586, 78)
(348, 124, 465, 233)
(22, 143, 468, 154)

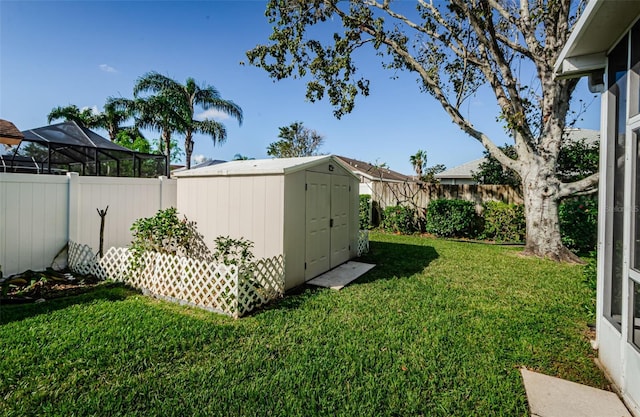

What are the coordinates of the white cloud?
(193, 154, 210, 165)
(196, 108, 229, 121)
(99, 64, 117, 73)
(81, 105, 100, 115)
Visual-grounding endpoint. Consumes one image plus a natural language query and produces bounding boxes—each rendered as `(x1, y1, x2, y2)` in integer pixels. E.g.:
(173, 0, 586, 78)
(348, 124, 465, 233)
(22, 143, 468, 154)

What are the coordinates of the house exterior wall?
(582, 15, 640, 417)
(0, 173, 176, 276)
(359, 181, 373, 195)
(176, 175, 285, 259)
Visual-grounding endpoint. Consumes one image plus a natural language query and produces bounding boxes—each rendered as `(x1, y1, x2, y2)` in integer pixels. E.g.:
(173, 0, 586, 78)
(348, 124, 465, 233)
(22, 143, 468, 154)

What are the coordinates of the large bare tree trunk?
(520, 157, 580, 262)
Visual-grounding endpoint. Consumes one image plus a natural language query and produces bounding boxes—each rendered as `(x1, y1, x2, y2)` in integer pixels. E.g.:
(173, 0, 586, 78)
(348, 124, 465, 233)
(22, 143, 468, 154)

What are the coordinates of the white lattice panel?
(358, 230, 370, 256)
(237, 255, 285, 317)
(67, 240, 284, 318)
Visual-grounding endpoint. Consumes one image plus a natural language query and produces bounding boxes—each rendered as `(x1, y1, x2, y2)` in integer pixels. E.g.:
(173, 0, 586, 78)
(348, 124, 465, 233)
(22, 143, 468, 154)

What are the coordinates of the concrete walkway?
(521, 368, 631, 417)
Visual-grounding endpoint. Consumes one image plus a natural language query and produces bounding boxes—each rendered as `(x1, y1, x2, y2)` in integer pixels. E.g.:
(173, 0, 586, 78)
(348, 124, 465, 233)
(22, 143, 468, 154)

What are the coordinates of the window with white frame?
(606, 34, 628, 329)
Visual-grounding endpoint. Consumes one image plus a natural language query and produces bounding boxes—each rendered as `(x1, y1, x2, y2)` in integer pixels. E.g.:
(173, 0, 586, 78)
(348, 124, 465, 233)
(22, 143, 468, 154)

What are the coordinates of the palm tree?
(47, 105, 96, 127)
(91, 97, 134, 141)
(409, 150, 428, 179)
(48, 99, 133, 142)
(132, 94, 182, 177)
(134, 72, 243, 169)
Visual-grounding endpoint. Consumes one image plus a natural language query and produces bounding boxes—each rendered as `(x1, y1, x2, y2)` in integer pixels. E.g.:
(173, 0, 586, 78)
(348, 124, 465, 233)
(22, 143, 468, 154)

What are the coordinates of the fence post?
(159, 176, 172, 209)
(67, 172, 80, 244)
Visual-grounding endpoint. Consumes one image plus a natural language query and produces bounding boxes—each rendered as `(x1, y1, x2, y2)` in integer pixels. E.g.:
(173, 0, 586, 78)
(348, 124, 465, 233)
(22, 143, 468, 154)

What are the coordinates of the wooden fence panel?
(370, 182, 523, 214)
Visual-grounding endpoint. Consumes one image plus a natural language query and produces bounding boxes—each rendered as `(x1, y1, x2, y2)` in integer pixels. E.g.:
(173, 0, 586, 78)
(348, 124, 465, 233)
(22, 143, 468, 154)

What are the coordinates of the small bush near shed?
(426, 199, 480, 238)
(481, 201, 525, 243)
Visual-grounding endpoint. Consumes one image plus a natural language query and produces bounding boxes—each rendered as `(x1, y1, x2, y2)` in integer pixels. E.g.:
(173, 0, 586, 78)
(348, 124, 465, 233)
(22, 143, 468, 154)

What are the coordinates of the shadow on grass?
(259, 239, 439, 314)
(0, 283, 137, 325)
(353, 240, 439, 284)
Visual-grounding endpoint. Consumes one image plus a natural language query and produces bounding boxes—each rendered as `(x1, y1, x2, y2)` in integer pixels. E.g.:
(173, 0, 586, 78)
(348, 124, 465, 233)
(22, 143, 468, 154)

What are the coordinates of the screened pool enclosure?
(0, 121, 166, 177)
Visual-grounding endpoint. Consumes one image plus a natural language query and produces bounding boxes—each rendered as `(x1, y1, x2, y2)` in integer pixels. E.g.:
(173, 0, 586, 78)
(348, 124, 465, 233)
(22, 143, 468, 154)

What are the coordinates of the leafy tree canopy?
(246, 0, 596, 261)
(267, 121, 325, 158)
(423, 163, 447, 183)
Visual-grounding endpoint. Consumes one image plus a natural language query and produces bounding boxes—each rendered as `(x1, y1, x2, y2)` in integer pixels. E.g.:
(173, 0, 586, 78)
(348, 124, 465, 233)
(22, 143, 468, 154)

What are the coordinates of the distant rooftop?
(336, 156, 414, 182)
(436, 128, 600, 180)
(435, 158, 485, 180)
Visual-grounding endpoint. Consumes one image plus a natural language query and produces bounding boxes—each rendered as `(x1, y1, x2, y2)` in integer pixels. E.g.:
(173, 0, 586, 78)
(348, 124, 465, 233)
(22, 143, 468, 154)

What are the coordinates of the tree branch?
(331, 4, 521, 174)
(558, 172, 599, 199)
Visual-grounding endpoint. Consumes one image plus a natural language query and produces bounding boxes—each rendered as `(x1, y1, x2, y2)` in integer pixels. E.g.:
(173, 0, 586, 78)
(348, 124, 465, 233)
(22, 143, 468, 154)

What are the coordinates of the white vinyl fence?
(0, 173, 176, 276)
(68, 241, 285, 318)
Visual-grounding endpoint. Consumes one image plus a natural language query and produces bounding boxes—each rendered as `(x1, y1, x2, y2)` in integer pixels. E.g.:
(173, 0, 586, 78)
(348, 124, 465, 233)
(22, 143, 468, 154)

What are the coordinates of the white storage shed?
(174, 155, 360, 290)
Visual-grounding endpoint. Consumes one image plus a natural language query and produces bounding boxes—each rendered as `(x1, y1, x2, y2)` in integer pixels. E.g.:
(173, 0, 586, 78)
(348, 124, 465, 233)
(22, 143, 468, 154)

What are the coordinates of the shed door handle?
(330, 218, 334, 228)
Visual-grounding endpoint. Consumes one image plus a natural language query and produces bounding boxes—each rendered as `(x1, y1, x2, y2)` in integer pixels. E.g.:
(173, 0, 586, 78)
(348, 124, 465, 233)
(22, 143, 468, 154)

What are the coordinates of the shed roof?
(173, 155, 358, 179)
(555, 0, 640, 77)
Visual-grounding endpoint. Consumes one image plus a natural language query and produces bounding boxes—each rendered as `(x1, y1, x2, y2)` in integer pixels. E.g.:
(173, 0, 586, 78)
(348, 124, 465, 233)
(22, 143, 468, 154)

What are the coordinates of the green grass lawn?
(0, 232, 606, 416)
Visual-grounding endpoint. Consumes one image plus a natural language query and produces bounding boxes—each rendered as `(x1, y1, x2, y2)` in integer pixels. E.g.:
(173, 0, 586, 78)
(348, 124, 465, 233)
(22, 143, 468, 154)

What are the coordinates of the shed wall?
(176, 175, 285, 259)
(283, 170, 306, 289)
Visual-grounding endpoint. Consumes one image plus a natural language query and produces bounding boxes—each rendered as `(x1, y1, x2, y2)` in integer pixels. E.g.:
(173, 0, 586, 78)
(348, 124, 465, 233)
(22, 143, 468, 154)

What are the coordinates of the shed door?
(330, 175, 350, 268)
(305, 172, 331, 279)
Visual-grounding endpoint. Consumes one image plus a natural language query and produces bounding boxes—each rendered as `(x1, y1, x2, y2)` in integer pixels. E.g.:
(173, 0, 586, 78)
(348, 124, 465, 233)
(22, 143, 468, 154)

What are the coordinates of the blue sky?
(0, 1, 600, 175)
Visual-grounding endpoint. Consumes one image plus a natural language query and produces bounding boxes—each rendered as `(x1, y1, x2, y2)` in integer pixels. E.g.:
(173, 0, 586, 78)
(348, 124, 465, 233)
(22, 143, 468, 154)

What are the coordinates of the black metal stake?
(97, 206, 109, 258)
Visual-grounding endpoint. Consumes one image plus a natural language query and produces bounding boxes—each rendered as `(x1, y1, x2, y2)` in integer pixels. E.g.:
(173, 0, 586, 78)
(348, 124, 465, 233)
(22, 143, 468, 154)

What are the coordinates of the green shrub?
(481, 201, 525, 243)
(129, 208, 210, 270)
(559, 196, 598, 254)
(426, 199, 480, 238)
(381, 205, 421, 234)
(359, 194, 371, 230)
(213, 236, 255, 268)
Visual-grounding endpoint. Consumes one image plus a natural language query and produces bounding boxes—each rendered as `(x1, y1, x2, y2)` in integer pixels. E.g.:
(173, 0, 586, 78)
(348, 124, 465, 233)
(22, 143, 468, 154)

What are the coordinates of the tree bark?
(162, 130, 171, 178)
(185, 133, 193, 170)
(520, 156, 582, 263)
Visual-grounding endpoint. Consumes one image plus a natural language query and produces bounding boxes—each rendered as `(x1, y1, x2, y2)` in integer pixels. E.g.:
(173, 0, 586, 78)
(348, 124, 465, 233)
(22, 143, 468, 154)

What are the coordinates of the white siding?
(177, 175, 285, 259)
(283, 171, 306, 288)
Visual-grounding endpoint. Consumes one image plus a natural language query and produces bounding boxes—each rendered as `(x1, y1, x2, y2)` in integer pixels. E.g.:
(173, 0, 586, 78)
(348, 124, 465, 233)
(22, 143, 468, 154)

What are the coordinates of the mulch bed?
(0, 269, 103, 304)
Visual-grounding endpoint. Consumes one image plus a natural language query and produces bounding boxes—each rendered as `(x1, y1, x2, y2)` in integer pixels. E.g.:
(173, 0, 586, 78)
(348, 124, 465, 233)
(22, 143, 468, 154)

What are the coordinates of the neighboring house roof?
(434, 158, 485, 181)
(173, 155, 358, 179)
(435, 128, 600, 181)
(0, 119, 24, 145)
(336, 156, 414, 183)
